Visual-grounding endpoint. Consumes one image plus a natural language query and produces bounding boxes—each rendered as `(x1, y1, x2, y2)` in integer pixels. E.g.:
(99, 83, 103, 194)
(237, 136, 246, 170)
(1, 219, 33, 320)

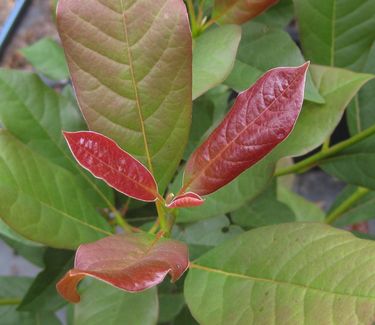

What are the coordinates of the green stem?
(156, 200, 168, 233)
(275, 124, 375, 177)
(321, 137, 330, 152)
(326, 187, 370, 225)
(0, 298, 21, 306)
(186, 0, 198, 36)
(113, 211, 132, 232)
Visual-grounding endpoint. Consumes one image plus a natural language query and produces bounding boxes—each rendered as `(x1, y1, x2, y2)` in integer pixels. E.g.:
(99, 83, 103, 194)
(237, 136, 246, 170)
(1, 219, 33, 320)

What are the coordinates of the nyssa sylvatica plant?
(1, 0, 375, 324)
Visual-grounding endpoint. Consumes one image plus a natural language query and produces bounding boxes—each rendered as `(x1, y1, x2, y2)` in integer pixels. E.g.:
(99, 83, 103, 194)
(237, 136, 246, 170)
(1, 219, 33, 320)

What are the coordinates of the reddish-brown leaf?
(64, 131, 158, 202)
(182, 63, 309, 196)
(56, 234, 189, 303)
(166, 192, 204, 209)
(214, 0, 278, 25)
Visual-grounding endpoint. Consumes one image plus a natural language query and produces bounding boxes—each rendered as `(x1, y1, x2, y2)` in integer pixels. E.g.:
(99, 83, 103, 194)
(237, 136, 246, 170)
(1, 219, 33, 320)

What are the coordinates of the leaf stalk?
(0, 298, 21, 306)
(275, 124, 375, 177)
(325, 187, 370, 225)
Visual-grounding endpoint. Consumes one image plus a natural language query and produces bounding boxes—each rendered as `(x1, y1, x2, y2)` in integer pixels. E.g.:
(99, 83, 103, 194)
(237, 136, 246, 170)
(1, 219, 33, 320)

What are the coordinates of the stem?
(186, 0, 198, 36)
(321, 137, 330, 152)
(155, 200, 168, 233)
(326, 187, 370, 225)
(275, 123, 375, 177)
(113, 211, 132, 232)
(0, 298, 21, 305)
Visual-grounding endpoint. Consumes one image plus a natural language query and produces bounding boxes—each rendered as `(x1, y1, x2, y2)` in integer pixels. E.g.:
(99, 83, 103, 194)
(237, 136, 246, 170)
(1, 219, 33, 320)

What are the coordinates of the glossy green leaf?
(253, 0, 293, 28)
(0, 131, 111, 249)
(294, 0, 375, 70)
(232, 181, 295, 228)
(328, 186, 375, 227)
(20, 38, 69, 81)
(320, 135, 375, 191)
(74, 280, 158, 325)
(18, 249, 73, 312)
(0, 219, 41, 247)
(185, 223, 375, 325)
(0, 69, 112, 207)
(0, 277, 61, 325)
(225, 22, 324, 104)
(57, 0, 192, 193)
(193, 25, 241, 99)
(273, 65, 374, 158)
(173, 158, 275, 223)
(277, 186, 325, 222)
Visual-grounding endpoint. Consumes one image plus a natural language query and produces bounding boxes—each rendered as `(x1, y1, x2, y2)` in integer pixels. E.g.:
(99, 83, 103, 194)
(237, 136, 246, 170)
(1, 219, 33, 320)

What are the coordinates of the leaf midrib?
(190, 263, 375, 300)
(119, 0, 154, 175)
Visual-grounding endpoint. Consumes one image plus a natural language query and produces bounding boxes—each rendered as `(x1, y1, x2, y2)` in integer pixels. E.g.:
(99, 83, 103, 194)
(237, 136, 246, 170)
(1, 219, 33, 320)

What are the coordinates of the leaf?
(185, 223, 375, 325)
(57, 233, 189, 303)
(18, 248, 74, 312)
(253, 0, 293, 28)
(320, 135, 375, 191)
(174, 157, 275, 223)
(232, 180, 295, 228)
(20, 38, 69, 81)
(175, 216, 243, 259)
(159, 293, 185, 323)
(272, 65, 374, 159)
(182, 63, 309, 196)
(57, 0, 192, 193)
(224, 22, 324, 104)
(193, 25, 241, 99)
(213, 0, 278, 25)
(166, 192, 204, 209)
(0, 277, 61, 325)
(74, 280, 158, 325)
(64, 131, 159, 202)
(0, 69, 112, 208)
(327, 186, 375, 227)
(294, 0, 375, 70)
(0, 131, 111, 249)
(0, 219, 41, 247)
(277, 186, 325, 222)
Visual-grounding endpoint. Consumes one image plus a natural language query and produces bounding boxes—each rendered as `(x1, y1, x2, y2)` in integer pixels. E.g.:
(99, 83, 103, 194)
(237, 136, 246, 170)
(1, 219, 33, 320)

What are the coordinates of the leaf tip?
(166, 192, 204, 209)
(56, 269, 85, 304)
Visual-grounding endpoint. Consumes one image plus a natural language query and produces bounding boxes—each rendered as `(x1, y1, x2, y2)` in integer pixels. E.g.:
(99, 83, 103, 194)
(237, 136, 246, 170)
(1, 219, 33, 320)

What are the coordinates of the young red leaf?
(64, 131, 158, 202)
(214, 0, 278, 25)
(182, 63, 309, 196)
(56, 234, 189, 303)
(166, 192, 204, 209)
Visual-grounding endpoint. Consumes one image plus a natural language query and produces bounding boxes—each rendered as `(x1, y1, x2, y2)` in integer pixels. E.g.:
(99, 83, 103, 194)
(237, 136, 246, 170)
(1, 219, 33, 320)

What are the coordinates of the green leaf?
(159, 293, 185, 323)
(0, 218, 41, 247)
(294, 0, 375, 70)
(253, 0, 294, 28)
(173, 158, 275, 223)
(18, 248, 74, 312)
(175, 216, 243, 259)
(277, 186, 325, 222)
(185, 223, 375, 325)
(0, 131, 111, 249)
(0, 69, 113, 208)
(320, 134, 375, 191)
(193, 25, 241, 99)
(327, 186, 375, 227)
(57, 0, 192, 192)
(20, 38, 69, 81)
(232, 180, 295, 228)
(0, 277, 61, 325)
(272, 65, 374, 158)
(225, 22, 324, 104)
(74, 280, 158, 325)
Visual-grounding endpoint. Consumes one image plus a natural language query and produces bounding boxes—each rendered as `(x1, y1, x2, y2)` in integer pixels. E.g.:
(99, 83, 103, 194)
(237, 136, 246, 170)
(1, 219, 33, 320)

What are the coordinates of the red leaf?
(182, 63, 309, 196)
(56, 234, 189, 303)
(64, 131, 158, 202)
(166, 192, 204, 209)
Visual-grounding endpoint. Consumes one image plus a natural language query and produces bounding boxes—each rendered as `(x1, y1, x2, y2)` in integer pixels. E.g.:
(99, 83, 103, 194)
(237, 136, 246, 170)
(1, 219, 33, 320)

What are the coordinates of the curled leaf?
(182, 63, 309, 196)
(166, 192, 204, 209)
(57, 234, 189, 303)
(64, 131, 158, 202)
